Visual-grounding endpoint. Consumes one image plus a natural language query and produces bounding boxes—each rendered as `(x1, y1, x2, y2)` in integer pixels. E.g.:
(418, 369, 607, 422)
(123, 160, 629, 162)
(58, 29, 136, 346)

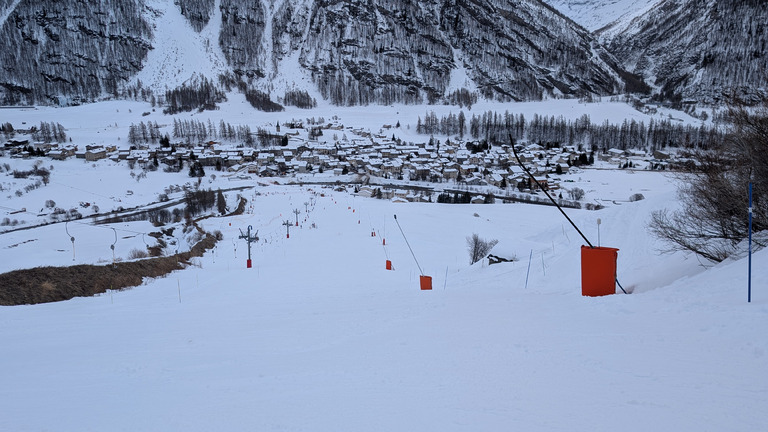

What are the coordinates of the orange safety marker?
(581, 246, 619, 296)
(420, 275, 432, 290)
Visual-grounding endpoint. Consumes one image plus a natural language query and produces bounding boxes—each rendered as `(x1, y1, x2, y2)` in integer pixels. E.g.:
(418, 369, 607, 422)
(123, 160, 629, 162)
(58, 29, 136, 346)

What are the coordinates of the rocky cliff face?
(0, 0, 627, 106)
(296, 0, 455, 105)
(219, 0, 626, 105)
(435, 0, 623, 101)
(601, 0, 768, 104)
(218, 0, 268, 79)
(0, 0, 152, 105)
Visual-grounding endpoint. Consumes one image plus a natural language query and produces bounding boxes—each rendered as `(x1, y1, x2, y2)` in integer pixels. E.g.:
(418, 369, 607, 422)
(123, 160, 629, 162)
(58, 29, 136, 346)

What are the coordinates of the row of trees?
(128, 121, 162, 145)
(283, 89, 317, 109)
(11, 163, 50, 185)
(445, 88, 478, 109)
(122, 75, 321, 113)
(164, 78, 226, 114)
(129, 119, 289, 148)
(0, 121, 67, 143)
(177, 0, 215, 32)
(172, 119, 254, 146)
(32, 122, 67, 143)
(0, 123, 14, 139)
(245, 89, 284, 112)
(418, 110, 725, 152)
(184, 188, 227, 217)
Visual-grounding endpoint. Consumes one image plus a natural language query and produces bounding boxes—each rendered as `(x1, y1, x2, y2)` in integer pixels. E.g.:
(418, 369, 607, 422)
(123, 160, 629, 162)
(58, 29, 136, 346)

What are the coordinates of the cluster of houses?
(2, 122, 674, 194)
(2, 138, 114, 162)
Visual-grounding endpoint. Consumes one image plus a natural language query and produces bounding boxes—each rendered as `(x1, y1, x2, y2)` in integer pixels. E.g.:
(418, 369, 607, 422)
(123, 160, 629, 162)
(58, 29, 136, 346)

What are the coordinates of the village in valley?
(2, 115, 679, 210)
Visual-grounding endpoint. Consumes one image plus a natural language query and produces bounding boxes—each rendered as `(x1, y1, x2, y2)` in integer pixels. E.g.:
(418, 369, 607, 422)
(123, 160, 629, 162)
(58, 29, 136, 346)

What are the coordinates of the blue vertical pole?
(748, 182, 753, 303)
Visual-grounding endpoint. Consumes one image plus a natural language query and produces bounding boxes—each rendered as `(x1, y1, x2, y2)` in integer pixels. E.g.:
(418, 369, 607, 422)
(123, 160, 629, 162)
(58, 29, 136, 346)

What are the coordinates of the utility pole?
(293, 208, 301, 226)
(282, 220, 292, 238)
(304, 201, 309, 214)
(66, 221, 75, 261)
(238, 225, 259, 268)
(110, 228, 117, 268)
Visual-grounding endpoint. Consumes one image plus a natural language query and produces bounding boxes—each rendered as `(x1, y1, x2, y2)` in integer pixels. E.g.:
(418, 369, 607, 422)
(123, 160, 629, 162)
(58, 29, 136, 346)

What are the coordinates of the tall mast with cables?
(238, 225, 259, 268)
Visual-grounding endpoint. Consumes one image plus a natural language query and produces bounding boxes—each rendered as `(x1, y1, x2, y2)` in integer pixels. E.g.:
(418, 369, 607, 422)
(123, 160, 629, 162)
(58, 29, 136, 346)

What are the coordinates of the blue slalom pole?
(748, 182, 753, 303)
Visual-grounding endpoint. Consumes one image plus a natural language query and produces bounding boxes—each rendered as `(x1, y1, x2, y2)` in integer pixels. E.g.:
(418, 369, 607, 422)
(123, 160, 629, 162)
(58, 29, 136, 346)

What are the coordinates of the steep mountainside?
(0, 0, 628, 106)
(221, 0, 627, 105)
(178, 0, 216, 32)
(0, 0, 152, 105)
(601, 0, 768, 104)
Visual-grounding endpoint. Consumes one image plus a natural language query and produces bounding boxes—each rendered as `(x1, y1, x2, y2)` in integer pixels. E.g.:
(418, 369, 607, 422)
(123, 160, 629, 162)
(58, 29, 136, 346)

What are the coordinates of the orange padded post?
(581, 246, 619, 296)
(386, 260, 392, 270)
(420, 275, 432, 290)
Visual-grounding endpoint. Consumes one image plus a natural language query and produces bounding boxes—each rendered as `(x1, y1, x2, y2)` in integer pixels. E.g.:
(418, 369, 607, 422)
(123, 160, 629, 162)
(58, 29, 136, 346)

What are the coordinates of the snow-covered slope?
(543, 0, 660, 32)
(0, 161, 766, 431)
(600, 0, 768, 104)
(0, 94, 765, 429)
(132, 0, 230, 91)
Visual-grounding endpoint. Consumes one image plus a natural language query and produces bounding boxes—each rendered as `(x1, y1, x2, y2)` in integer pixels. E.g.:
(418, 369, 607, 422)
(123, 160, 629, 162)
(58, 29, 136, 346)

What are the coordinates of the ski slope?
(0, 160, 766, 431)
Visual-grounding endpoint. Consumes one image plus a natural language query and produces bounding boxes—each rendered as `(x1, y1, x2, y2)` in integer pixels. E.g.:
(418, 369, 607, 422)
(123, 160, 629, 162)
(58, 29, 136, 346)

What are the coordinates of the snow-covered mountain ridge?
(0, 0, 626, 106)
(1, 0, 765, 107)
(598, 0, 768, 104)
(542, 0, 659, 32)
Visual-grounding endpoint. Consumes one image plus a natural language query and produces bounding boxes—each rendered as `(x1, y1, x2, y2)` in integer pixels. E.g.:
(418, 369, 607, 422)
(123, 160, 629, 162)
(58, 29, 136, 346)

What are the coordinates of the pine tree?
(217, 189, 226, 215)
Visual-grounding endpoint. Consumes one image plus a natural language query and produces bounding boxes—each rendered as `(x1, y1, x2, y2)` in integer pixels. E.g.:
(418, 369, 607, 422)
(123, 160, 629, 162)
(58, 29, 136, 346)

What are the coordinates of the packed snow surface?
(0, 99, 766, 431)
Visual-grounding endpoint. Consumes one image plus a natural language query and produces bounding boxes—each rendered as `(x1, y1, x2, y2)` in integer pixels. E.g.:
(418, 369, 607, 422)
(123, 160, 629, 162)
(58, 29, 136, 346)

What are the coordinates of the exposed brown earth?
(0, 232, 217, 306)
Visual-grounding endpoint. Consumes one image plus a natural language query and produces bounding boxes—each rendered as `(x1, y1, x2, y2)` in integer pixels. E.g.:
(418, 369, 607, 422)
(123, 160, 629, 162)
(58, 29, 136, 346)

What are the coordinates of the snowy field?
(0, 99, 766, 431)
